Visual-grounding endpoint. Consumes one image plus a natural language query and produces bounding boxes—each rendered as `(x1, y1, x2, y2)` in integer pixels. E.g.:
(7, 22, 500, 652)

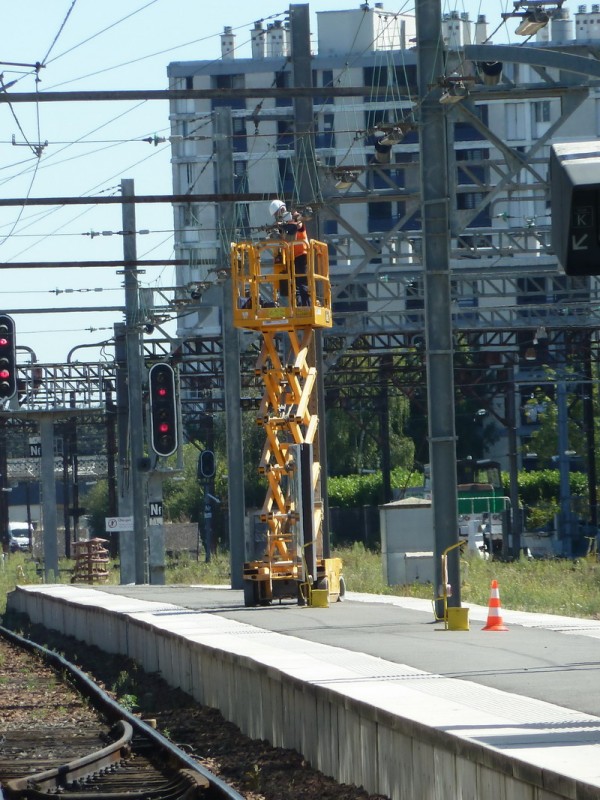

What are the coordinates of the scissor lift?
(231, 237, 344, 606)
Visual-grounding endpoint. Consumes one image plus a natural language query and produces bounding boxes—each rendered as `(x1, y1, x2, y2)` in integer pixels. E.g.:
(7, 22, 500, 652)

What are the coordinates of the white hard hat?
(269, 199, 286, 217)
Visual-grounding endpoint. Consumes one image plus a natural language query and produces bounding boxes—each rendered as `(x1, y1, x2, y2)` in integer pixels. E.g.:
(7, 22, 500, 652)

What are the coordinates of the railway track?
(0, 625, 245, 800)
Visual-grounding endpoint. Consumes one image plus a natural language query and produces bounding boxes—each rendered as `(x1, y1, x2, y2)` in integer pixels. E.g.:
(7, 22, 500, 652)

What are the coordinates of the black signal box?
(550, 142, 600, 276)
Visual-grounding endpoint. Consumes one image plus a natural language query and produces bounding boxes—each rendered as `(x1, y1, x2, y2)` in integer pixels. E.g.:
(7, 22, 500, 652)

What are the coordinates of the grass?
(2, 544, 600, 620)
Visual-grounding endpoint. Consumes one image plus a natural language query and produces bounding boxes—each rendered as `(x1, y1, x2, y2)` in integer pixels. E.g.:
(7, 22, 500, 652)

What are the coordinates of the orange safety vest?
(293, 225, 309, 258)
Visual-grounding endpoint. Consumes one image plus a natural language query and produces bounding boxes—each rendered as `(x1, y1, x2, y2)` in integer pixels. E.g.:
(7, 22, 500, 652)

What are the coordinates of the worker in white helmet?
(268, 199, 311, 306)
(269, 199, 293, 223)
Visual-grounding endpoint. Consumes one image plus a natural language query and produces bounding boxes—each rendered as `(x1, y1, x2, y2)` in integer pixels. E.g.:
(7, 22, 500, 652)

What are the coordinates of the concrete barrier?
(7, 585, 600, 800)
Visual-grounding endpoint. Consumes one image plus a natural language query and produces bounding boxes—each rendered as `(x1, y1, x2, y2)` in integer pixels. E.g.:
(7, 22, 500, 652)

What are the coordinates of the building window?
(277, 120, 295, 150)
(457, 192, 486, 210)
(505, 103, 526, 140)
(368, 200, 394, 232)
(332, 283, 368, 319)
(233, 161, 250, 236)
(323, 218, 338, 266)
(278, 158, 294, 195)
(232, 116, 247, 153)
(364, 108, 391, 135)
(236, 205, 251, 238)
(455, 105, 488, 141)
(363, 66, 388, 102)
(315, 113, 335, 149)
(456, 148, 488, 186)
(533, 101, 550, 123)
(313, 69, 335, 104)
(275, 70, 292, 107)
(181, 204, 200, 228)
(182, 162, 196, 191)
(211, 73, 245, 109)
(406, 278, 424, 323)
(234, 159, 248, 194)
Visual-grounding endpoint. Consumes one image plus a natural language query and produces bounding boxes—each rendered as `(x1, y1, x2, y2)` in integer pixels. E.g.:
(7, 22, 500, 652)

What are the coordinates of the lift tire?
(337, 575, 346, 602)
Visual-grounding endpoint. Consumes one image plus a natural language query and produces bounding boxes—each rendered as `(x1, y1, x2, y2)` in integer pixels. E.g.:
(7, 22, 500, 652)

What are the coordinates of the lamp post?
(505, 363, 522, 558)
(504, 337, 594, 559)
(557, 379, 574, 557)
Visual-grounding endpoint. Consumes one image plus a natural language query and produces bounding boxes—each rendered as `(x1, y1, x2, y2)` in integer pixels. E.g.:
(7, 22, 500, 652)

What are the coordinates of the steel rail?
(0, 625, 245, 800)
(4, 721, 133, 795)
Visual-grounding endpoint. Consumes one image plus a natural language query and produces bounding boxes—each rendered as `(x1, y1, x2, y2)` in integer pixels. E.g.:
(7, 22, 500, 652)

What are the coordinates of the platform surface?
(20, 583, 600, 790)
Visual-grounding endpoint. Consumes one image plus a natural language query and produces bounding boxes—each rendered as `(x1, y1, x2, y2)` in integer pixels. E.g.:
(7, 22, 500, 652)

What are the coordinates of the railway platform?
(6, 583, 600, 800)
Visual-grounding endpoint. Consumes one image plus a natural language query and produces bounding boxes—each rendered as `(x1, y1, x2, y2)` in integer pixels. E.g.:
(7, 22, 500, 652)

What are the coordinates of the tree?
(84, 480, 109, 537)
(325, 395, 414, 476)
(523, 376, 588, 468)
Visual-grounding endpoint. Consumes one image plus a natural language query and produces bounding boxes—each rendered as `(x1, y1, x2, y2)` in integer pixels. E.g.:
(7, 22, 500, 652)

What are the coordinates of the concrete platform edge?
(6, 585, 600, 800)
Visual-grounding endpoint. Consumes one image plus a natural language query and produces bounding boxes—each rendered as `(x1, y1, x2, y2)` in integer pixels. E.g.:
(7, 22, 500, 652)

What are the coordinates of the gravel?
(5, 619, 390, 800)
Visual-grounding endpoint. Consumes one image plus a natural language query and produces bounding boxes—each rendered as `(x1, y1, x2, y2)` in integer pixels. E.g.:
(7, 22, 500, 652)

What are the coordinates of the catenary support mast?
(416, 0, 460, 607)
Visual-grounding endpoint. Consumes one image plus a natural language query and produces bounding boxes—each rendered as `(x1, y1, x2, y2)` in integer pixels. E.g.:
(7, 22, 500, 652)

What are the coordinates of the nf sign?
(550, 142, 600, 276)
(148, 501, 163, 526)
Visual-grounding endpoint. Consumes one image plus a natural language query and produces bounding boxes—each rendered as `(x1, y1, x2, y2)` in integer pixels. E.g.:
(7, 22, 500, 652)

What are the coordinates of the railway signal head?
(198, 449, 216, 480)
(0, 314, 16, 400)
(550, 141, 600, 276)
(148, 363, 178, 457)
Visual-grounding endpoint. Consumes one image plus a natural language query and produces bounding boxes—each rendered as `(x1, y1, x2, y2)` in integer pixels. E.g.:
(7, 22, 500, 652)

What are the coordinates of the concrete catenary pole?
(122, 178, 148, 584)
(39, 414, 59, 579)
(114, 321, 135, 582)
(290, 3, 331, 553)
(415, 0, 460, 608)
(215, 107, 245, 589)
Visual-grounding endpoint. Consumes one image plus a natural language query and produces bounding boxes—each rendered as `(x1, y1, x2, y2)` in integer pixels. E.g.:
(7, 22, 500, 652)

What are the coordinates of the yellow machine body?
(231, 238, 343, 607)
(232, 239, 332, 331)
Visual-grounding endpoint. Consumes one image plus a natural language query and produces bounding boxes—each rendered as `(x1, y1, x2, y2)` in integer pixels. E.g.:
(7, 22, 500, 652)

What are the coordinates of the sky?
(1, 0, 517, 366)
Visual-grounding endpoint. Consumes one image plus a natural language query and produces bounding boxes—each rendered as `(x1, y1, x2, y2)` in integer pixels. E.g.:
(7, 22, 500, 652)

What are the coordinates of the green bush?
(502, 469, 590, 530)
(328, 467, 419, 509)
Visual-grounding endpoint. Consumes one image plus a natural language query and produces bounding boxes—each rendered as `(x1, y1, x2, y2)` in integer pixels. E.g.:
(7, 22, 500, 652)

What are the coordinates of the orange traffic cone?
(482, 579, 508, 631)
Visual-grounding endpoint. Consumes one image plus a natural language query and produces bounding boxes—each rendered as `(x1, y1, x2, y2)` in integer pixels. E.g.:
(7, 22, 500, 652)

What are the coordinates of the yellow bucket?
(309, 589, 329, 608)
(447, 606, 469, 631)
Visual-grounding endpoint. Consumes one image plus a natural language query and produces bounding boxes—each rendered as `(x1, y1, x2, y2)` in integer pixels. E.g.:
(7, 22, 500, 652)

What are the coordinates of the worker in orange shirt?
(269, 200, 311, 306)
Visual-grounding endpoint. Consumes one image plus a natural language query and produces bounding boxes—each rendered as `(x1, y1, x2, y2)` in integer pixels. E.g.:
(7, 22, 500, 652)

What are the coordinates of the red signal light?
(0, 314, 16, 400)
(148, 363, 178, 456)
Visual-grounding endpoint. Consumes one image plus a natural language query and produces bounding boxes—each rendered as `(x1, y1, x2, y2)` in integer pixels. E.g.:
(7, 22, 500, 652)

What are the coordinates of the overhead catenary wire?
(1, 8, 291, 266)
(44, 11, 288, 91)
(0, 0, 85, 247)
(44, 0, 161, 68)
(2, 2, 521, 365)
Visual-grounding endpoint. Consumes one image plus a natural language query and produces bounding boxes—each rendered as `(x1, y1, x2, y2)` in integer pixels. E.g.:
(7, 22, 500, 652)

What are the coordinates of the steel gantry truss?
(5, 41, 600, 464)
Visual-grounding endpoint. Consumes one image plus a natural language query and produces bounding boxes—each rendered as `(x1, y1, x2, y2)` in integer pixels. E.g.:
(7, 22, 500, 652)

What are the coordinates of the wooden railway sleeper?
(4, 720, 133, 795)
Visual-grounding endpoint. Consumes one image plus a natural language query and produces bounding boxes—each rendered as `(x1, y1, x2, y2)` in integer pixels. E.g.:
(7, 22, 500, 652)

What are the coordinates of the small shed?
(379, 497, 434, 586)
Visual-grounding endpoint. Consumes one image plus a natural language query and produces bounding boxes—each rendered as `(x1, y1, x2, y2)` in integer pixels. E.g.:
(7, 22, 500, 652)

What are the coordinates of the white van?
(8, 522, 33, 553)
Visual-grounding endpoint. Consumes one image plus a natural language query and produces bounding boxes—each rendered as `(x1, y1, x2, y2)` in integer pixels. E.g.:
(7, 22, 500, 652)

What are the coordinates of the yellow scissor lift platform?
(232, 237, 344, 607)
